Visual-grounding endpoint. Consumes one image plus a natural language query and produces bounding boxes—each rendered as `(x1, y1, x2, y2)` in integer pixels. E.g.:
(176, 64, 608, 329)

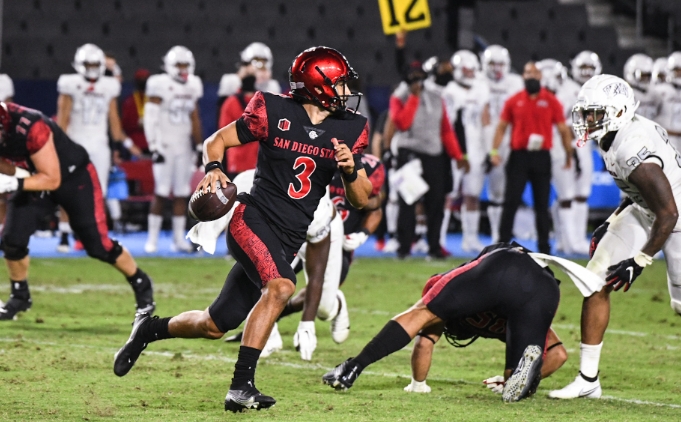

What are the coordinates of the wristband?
(17, 178, 23, 191)
(360, 227, 371, 236)
(489, 149, 499, 157)
(633, 251, 653, 267)
(204, 161, 225, 175)
(341, 167, 358, 183)
(123, 138, 134, 149)
(14, 167, 30, 178)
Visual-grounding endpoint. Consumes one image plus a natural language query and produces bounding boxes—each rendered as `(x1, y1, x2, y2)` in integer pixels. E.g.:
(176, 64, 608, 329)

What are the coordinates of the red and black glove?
(589, 221, 610, 258)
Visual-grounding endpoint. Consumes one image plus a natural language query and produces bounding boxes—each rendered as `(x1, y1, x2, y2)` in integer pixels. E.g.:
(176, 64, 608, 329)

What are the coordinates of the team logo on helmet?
(602, 82, 629, 98)
(278, 118, 291, 131)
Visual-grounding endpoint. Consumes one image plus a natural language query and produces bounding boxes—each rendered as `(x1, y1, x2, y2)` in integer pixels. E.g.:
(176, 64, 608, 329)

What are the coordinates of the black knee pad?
(0, 240, 29, 260)
(86, 239, 123, 264)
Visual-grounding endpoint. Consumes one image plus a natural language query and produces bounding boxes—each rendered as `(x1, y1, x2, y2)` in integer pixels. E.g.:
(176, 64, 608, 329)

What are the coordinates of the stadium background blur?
(2, 0, 679, 248)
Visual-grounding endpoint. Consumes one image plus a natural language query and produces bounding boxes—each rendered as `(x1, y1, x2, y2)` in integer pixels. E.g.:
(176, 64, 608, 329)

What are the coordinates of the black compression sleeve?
(235, 117, 258, 144)
(352, 320, 412, 370)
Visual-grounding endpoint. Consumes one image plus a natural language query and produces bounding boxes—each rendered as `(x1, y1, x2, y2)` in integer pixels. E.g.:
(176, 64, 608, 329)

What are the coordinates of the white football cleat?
(404, 378, 431, 393)
(330, 290, 350, 344)
(171, 240, 195, 253)
(260, 323, 283, 358)
(144, 242, 157, 254)
(461, 236, 484, 253)
(382, 238, 400, 253)
(548, 373, 602, 399)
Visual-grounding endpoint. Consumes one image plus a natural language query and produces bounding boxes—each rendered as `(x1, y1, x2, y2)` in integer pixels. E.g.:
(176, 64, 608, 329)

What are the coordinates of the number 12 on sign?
(378, 0, 432, 35)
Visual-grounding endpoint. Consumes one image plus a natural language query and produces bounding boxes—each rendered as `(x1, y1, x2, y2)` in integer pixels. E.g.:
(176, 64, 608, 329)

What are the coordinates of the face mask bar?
(572, 104, 608, 146)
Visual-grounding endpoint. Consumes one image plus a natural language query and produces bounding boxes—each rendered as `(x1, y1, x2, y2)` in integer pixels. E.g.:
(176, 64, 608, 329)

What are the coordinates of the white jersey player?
(539, 58, 590, 255)
(650, 52, 681, 152)
(144, 46, 204, 254)
(624, 54, 660, 120)
(550, 75, 681, 399)
(481, 45, 524, 243)
(218, 42, 281, 99)
(187, 169, 349, 361)
(442, 50, 490, 252)
(652, 57, 668, 85)
(0, 74, 14, 102)
(56, 43, 137, 251)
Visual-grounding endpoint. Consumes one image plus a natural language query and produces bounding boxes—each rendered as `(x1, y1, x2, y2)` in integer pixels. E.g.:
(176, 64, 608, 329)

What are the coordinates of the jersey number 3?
(288, 156, 317, 199)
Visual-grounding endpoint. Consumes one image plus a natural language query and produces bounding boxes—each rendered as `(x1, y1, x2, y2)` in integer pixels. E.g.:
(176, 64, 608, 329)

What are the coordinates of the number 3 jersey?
(600, 114, 681, 230)
(145, 73, 203, 155)
(57, 74, 120, 153)
(235, 91, 368, 250)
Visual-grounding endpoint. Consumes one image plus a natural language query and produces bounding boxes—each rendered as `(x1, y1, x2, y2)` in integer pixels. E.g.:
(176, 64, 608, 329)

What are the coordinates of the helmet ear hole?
(617, 109, 623, 118)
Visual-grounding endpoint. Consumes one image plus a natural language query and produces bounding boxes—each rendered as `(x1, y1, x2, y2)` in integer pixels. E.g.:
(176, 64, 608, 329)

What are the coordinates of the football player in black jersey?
(0, 102, 155, 320)
(323, 242, 565, 402)
(114, 47, 372, 412)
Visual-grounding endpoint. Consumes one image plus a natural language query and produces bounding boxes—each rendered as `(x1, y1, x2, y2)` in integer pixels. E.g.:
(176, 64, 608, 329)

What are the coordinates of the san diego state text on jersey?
(235, 91, 368, 250)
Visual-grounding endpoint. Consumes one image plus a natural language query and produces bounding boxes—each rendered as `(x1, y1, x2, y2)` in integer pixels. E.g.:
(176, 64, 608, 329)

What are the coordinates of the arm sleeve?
(441, 105, 463, 160)
(26, 119, 52, 155)
(143, 102, 160, 150)
(389, 95, 420, 131)
(235, 91, 268, 144)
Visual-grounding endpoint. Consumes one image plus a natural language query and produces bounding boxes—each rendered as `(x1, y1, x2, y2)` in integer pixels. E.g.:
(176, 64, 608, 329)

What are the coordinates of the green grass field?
(0, 256, 680, 421)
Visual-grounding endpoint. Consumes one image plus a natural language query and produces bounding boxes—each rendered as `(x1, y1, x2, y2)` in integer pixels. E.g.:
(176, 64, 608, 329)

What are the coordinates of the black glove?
(483, 154, 493, 174)
(151, 151, 165, 164)
(589, 221, 610, 258)
(606, 258, 643, 292)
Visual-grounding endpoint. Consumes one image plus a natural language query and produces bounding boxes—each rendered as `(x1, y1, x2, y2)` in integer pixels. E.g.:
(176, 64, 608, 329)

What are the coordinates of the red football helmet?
(0, 102, 10, 141)
(289, 46, 360, 111)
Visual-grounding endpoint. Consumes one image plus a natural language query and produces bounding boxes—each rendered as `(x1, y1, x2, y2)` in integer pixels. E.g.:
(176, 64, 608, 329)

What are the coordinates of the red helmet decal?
(0, 102, 10, 140)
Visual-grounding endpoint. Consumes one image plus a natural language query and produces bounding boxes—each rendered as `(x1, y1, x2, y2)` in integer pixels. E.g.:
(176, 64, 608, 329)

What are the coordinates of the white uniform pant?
(588, 205, 681, 313)
(291, 212, 344, 321)
(152, 151, 195, 198)
(86, 146, 112, 197)
(574, 144, 593, 199)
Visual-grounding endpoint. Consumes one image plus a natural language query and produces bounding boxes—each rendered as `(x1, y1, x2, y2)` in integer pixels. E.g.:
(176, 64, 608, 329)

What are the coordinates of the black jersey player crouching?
(323, 242, 565, 402)
(0, 103, 155, 320)
(113, 46, 372, 412)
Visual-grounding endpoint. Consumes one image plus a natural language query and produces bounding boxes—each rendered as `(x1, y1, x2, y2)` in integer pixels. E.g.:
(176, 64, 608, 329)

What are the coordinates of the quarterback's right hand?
(404, 378, 431, 393)
(197, 168, 230, 194)
(150, 150, 165, 164)
(293, 321, 317, 361)
(483, 375, 505, 394)
(589, 221, 610, 258)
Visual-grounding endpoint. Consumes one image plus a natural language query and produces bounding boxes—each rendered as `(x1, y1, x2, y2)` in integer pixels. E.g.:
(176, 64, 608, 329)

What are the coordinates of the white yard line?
(1, 336, 680, 409)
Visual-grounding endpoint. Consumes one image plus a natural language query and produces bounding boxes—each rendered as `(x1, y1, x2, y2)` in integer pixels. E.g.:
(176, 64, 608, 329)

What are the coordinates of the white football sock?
(58, 221, 72, 234)
(172, 216, 187, 245)
(573, 201, 589, 245)
(579, 342, 603, 379)
(440, 208, 451, 247)
(461, 206, 480, 239)
(385, 200, 398, 235)
(487, 205, 502, 243)
(147, 214, 162, 246)
(558, 207, 576, 253)
(106, 199, 122, 221)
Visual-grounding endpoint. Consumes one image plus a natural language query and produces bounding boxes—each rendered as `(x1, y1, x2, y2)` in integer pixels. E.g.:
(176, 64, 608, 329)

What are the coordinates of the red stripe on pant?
(229, 204, 281, 286)
(86, 163, 114, 251)
(422, 254, 487, 305)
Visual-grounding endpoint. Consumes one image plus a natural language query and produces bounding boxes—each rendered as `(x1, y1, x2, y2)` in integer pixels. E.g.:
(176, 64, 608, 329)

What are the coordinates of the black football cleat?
(113, 312, 152, 376)
(224, 384, 276, 412)
(0, 297, 32, 321)
(502, 345, 543, 402)
(131, 276, 156, 315)
(322, 358, 362, 391)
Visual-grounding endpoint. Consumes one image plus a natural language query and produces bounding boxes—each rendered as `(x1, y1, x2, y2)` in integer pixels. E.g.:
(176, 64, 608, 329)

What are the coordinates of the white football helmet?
(571, 51, 602, 84)
(623, 54, 654, 92)
(163, 46, 195, 83)
(666, 51, 681, 86)
(73, 43, 106, 81)
(572, 74, 638, 146)
(482, 44, 511, 81)
(422, 56, 439, 74)
(451, 50, 479, 86)
(652, 57, 668, 85)
(241, 42, 273, 70)
(537, 59, 564, 93)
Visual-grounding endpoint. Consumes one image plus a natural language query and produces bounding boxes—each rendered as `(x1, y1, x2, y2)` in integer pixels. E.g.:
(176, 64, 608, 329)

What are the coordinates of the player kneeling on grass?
(324, 242, 574, 402)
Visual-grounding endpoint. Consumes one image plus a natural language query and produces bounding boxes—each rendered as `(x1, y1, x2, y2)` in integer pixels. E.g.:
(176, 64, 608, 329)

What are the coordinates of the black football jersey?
(330, 154, 385, 234)
(1, 103, 90, 176)
(235, 91, 368, 250)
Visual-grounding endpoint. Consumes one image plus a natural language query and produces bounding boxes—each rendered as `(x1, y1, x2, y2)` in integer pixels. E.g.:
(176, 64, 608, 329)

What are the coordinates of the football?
(187, 183, 237, 222)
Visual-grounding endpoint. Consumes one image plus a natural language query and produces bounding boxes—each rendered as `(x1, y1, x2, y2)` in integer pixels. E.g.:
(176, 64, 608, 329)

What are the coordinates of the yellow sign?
(378, 0, 432, 35)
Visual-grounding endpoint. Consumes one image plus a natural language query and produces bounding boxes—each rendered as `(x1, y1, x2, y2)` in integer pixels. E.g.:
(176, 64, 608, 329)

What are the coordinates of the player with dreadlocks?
(323, 242, 580, 402)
